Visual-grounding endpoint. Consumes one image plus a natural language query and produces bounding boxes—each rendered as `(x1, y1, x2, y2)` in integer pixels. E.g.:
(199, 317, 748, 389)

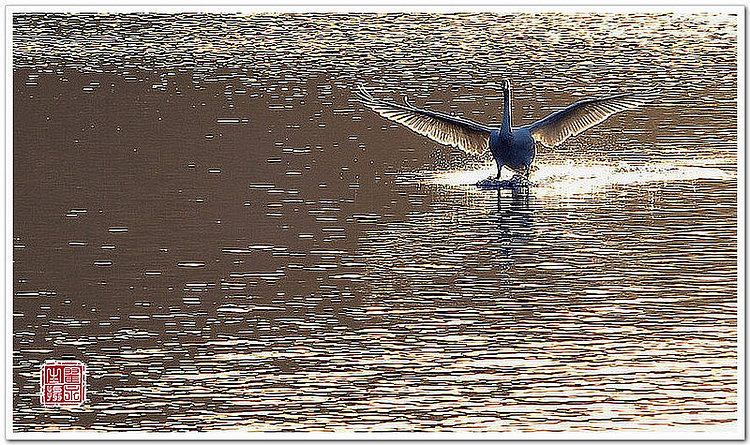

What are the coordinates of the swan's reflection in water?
(489, 187, 533, 270)
(495, 184, 530, 213)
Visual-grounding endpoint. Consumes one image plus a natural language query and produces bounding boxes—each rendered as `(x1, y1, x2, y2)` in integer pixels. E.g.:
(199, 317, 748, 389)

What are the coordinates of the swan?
(355, 80, 658, 184)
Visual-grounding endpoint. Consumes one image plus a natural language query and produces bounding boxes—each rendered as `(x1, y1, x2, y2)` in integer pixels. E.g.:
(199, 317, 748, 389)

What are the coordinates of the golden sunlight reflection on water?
(426, 159, 735, 197)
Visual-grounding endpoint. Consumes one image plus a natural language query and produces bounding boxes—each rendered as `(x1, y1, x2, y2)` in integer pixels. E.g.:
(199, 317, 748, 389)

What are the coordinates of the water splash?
(425, 158, 735, 196)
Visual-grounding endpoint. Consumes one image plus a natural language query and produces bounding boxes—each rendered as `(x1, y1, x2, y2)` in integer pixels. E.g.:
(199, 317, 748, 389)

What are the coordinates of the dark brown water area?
(13, 12, 737, 433)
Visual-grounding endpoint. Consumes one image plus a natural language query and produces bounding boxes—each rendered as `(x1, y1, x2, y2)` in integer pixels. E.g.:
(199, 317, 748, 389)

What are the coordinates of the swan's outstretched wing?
(525, 90, 659, 148)
(355, 86, 492, 155)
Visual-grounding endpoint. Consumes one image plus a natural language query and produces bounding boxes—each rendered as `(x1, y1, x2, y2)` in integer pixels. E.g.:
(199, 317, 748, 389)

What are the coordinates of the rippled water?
(12, 12, 738, 434)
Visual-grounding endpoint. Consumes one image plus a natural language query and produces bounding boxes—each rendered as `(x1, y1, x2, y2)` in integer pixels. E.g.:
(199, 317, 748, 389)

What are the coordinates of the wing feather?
(525, 90, 659, 148)
(355, 86, 492, 155)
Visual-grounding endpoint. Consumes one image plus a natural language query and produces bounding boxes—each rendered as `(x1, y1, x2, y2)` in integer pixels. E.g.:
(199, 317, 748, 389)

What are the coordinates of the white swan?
(356, 80, 658, 183)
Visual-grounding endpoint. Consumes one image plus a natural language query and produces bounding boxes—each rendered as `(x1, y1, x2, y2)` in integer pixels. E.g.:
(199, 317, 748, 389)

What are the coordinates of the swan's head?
(502, 79, 511, 91)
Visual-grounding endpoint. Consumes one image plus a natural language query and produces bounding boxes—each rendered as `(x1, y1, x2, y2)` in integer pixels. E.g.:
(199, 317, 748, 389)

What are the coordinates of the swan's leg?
(509, 166, 532, 187)
(522, 165, 532, 179)
(477, 163, 503, 187)
(495, 163, 504, 180)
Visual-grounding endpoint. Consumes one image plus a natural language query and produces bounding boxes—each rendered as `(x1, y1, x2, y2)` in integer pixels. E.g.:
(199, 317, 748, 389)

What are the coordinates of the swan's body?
(356, 80, 657, 181)
(489, 126, 535, 177)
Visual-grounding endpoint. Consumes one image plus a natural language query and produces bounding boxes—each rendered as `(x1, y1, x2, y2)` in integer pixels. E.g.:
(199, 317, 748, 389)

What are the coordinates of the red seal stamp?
(40, 360, 86, 407)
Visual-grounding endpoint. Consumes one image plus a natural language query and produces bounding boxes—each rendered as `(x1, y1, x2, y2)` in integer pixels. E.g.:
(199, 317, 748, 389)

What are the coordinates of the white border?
(2, 3, 749, 12)
(736, 4, 746, 443)
(5, 1, 13, 442)
(4, 4, 745, 441)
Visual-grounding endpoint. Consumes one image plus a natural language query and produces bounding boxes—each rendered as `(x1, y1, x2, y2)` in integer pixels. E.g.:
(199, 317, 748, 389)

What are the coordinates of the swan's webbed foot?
(477, 176, 519, 189)
(476, 176, 502, 188)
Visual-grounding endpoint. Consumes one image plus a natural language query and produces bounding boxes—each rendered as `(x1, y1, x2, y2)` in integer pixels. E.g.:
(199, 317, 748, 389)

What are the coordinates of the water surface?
(13, 12, 738, 433)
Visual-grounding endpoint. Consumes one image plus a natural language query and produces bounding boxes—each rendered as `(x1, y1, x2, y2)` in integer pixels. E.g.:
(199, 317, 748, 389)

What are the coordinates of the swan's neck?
(501, 88, 512, 134)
